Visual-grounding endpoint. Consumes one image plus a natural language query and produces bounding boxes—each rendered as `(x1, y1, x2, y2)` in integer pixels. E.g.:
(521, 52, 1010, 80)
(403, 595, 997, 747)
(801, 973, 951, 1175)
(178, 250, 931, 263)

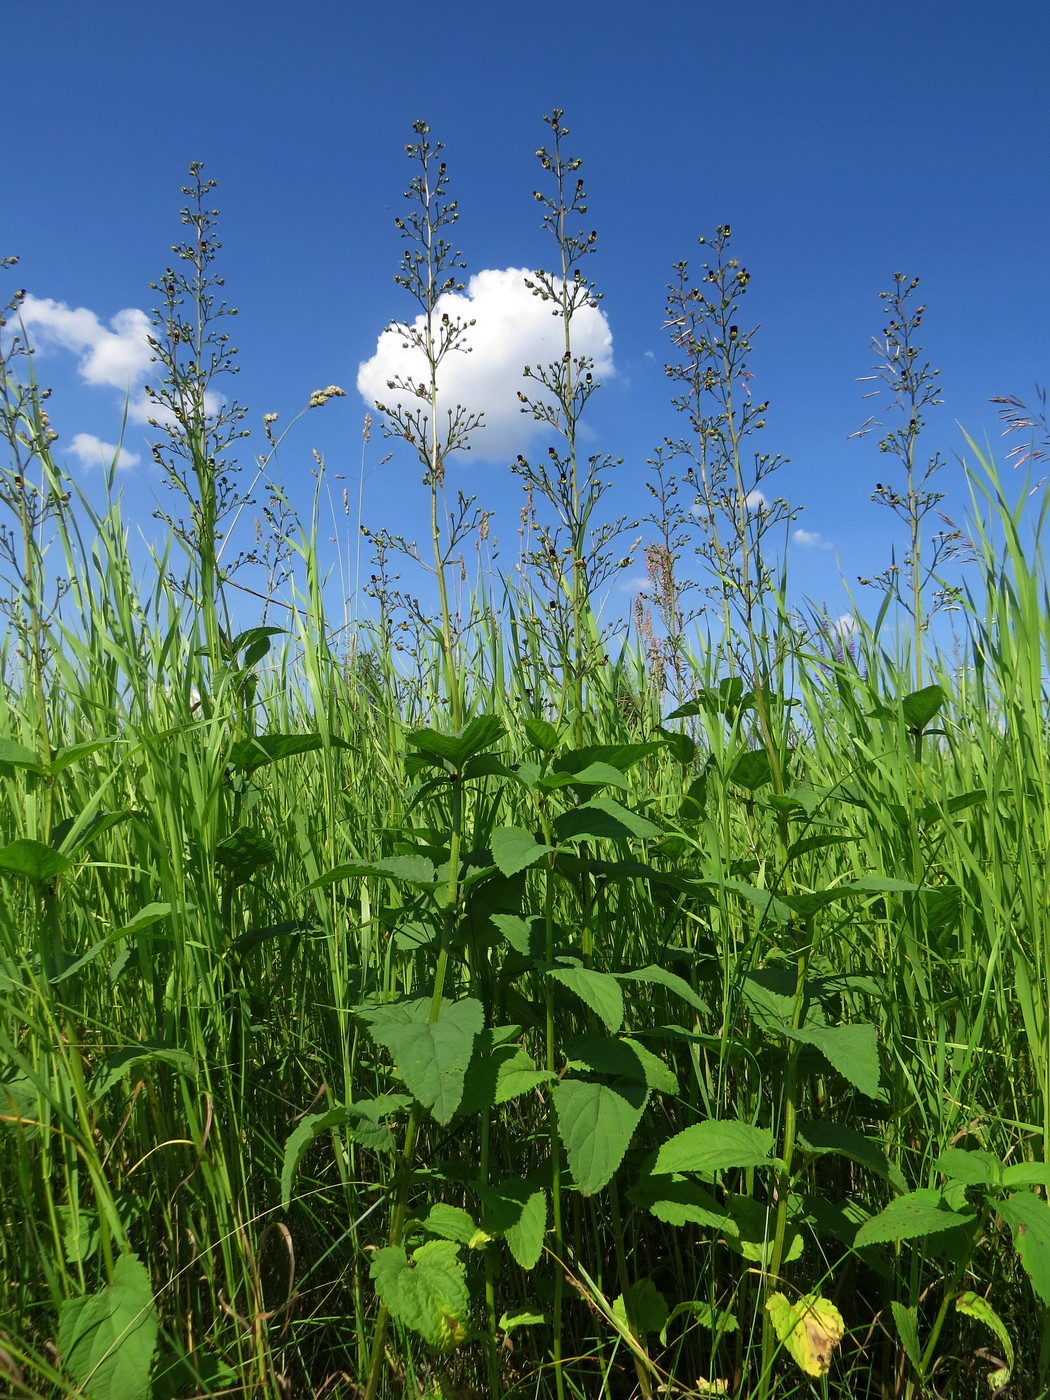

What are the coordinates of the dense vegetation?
(2, 117, 1049, 1400)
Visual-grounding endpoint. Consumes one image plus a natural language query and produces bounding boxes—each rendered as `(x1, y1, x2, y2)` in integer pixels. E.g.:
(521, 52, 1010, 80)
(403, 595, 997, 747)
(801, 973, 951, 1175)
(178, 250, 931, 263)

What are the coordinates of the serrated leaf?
(227, 732, 336, 773)
(729, 750, 773, 791)
(765, 1292, 844, 1377)
(549, 966, 623, 1033)
(654, 1119, 776, 1177)
(490, 827, 554, 876)
(854, 1189, 974, 1247)
(58, 1252, 158, 1400)
(214, 827, 276, 886)
(933, 1148, 1000, 1187)
(359, 997, 484, 1124)
(499, 1308, 547, 1331)
(555, 797, 662, 843)
(0, 738, 43, 770)
(522, 717, 560, 752)
(553, 1078, 647, 1195)
(423, 1204, 479, 1245)
(797, 1120, 906, 1191)
(280, 1095, 411, 1207)
(91, 1045, 197, 1099)
(0, 839, 71, 881)
(891, 1301, 922, 1373)
(955, 1292, 1014, 1378)
(613, 1278, 668, 1336)
(1001, 1162, 1050, 1190)
(370, 1240, 468, 1351)
(478, 1180, 547, 1269)
(307, 855, 436, 889)
(789, 1021, 882, 1098)
(618, 965, 709, 1016)
(901, 684, 945, 730)
(564, 1035, 678, 1094)
(489, 913, 544, 958)
(995, 1192, 1050, 1303)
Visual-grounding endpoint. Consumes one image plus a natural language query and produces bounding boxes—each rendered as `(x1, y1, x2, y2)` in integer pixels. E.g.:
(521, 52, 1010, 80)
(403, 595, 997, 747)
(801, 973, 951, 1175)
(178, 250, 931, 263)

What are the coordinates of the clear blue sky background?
(6, 0, 1048, 638)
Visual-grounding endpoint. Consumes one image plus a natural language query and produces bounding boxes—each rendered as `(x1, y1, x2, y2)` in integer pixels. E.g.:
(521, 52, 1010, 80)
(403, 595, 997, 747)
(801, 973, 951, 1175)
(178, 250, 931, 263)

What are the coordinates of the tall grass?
(2, 141, 1049, 1400)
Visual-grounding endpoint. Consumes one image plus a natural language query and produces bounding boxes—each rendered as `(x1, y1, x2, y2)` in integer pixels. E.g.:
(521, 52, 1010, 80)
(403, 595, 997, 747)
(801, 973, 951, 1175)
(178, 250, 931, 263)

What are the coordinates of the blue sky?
(6, 0, 1048, 639)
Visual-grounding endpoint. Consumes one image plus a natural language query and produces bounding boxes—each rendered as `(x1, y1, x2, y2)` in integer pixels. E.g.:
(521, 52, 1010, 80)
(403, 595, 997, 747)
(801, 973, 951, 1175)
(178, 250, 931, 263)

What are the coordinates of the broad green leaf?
(0, 839, 71, 881)
(423, 1204, 479, 1245)
(458, 1036, 554, 1116)
(499, 1309, 547, 1332)
(729, 750, 773, 791)
(661, 1300, 738, 1343)
(618, 965, 709, 1017)
(227, 732, 339, 773)
(522, 717, 560, 752)
(407, 715, 504, 770)
(91, 1045, 197, 1099)
(490, 826, 554, 877)
(552, 1078, 647, 1195)
(955, 1292, 1014, 1380)
(1001, 1162, 1050, 1190)
(307, 855, 436, 889)
(891, 1301, 922, 1374)
(629, 1176, 729, 1230)
(359, 997, 484, 1124)
(549, 966, 623, 1033)
(933, 1148, 1000, 1188)
(489, 913, 544, 958)
(995, 1192, 1050, 1303)
(231, 625, 284, 667)
(58, 1252, 158, 1400)
(797, 1120, 906, 1191)
(555, 797, 662, 843)
(542, 761, 629, 791)
(613, 1278, 668, 1336)
(765, 1291, 844, 1378)
(280, 1095, 411, 1207)
(550, 743, 660, 776)
(370, 1240, 469, 1351)
(654, 1119, 776, 1177)
(564, 1035, 678, 1094)
(901, 684, 946, 730)
(789, 1021, 882, 1098)
(214, 827, 276, 886)
(0, 738, 43, 770)
(854, 1189, 974, 1247)
(478, 1179, 547, 1269)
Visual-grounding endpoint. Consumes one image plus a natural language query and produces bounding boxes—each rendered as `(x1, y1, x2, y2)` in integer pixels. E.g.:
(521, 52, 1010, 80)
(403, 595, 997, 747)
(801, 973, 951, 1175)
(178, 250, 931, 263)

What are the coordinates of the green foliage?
(58, 1254, 158, 1400)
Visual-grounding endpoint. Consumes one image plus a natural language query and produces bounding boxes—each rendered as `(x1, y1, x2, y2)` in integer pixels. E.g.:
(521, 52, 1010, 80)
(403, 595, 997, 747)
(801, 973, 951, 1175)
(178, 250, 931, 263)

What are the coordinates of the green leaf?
(91, 1045, 197, 1099)
(370, 1240, 469, 1351)
(489, 913, 545, 959)
(542, 761, 630, 791)
(653, 1120, 776, 1177)
(214, 826, 276, 886)
(280, 1095, 411, 1207)
(933, 1148, 1000, 1188)
(307, 855, 436, 889)
(499, 1308, 547, 1332)
(564, 1035, 678, 1094)
(891, 1301, 922, 1374)
(458, 1035, 554, 1116)
(789, 1021, 882, 1098)
(0, 838, 71, 881)
(407, 715, 504, 770)
(797, 1120, 906, 1191)
(522, 717, 560, 752)
(231, 626, 283, 667)
(490, 827, 554, 876)
(901, 684, 946, 730)
(955, 1292, 1014, 1380)
(729, 750, 773, 791)
(854, 1189, 974, 1247)
(227, 732, 340, 773)
(549, 966, 624, 1033)
(0, 738, 43, 771)
(478, 1179, 547, 1269)
(423, 1204, 479, 1245)
(359, 997, 484, 1124)
(613, 1278, 669, 1337)
(552, 1078, 647, 1195)
(618, 965, 709, 1017)
(555, 796, 662, 843)
(995, 1192, 1050, 1304)
(1001, 1162, 1050, 1190)
(661, 1300, 738, 1342)
(58, 1252, 158, 1400)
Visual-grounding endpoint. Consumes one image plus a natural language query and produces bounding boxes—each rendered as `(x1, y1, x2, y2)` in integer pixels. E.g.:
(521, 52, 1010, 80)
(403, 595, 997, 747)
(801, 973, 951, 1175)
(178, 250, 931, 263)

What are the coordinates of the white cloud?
(357, 267, 614, 462)
(832, 613, 856, 638)
(745, 489, 767, 510)
(68, 433, 140, 472)
(793, 527, 833, 549)
(19, 296, 152, 390)
(17, 294, 160, 427)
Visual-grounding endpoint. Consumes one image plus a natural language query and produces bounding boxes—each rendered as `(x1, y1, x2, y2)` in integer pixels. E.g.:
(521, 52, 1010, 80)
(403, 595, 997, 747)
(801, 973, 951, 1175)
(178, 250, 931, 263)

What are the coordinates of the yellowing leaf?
(765, 1292, 844, 1377)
